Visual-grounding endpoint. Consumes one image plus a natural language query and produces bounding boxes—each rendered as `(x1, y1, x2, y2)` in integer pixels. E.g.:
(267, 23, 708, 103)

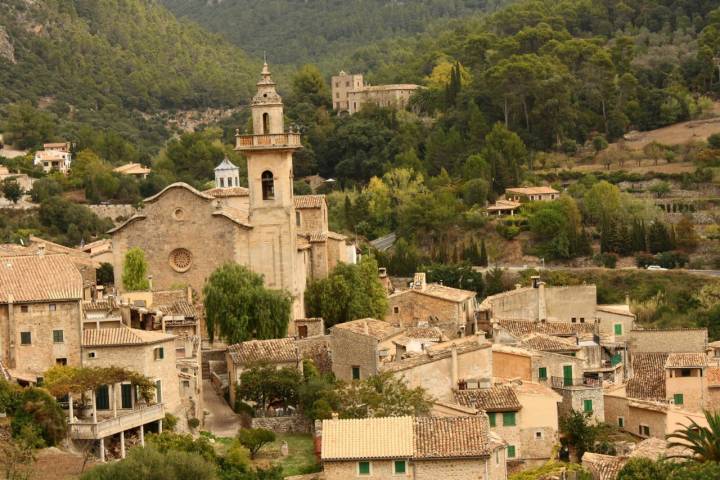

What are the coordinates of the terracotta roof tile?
(414, 416, 492, 459)
(227, 338, 298, 365)
(627, 353, 668, 401)
(332, 318, 401, 341)
(630, 437, 692, 461)
(114, 163, 151, 175)
(381, 341, 489, 373)
(498, 319, 594, 337)
(506, 186, 559, 195)
(83, 327, 174, 347)
(204, 186, 250, 197)
(391, 284, 476, 303)
(294, 195, 325, 209)
(453, 386, 521, 412)
(582, 452, 626, 480)
(665, 353, 707, 368)
(156, 299, 196, 318)
(321, 416, 414, 460)
(0, 255, 83, 303)
(82, 300, 117, 313)
(521, 333, 580, 352)
(404, 326, 444, 340)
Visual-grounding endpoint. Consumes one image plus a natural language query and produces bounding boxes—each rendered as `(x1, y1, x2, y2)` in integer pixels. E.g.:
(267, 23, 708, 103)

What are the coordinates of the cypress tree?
(479, 239, 489, 267)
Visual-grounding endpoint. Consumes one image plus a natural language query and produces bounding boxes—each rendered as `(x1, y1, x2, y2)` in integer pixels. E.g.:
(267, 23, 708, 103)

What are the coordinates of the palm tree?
(666, 410, 720, 462)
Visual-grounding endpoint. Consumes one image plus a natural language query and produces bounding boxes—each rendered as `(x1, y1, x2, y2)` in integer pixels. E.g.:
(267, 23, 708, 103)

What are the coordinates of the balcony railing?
(235, 133, 302, 151)
(69, 403, 165, 440)
(551, 376, 601, 389)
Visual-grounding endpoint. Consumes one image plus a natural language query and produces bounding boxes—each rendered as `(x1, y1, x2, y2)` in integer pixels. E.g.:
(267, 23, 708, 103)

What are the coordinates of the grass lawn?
(254, 433, 319, 476)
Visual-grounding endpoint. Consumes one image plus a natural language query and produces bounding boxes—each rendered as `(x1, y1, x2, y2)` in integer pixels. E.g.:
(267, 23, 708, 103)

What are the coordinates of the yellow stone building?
(110, 64, 351, 321)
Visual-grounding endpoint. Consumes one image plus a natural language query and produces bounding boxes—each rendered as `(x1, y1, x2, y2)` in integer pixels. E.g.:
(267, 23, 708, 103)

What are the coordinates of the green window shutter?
(96, 385, 110, 410)
(503, 412, 516, 427)
(611, 353, 622, 366)
(121, 384, 133, 409)
(53, 330, 64, 343)
(674, 394, 684, 405)
(358, 461, 370, 475)
(155, 380, 162, 403)
(614, 324, 623, 335)
(20, 332, 31, 345)
(507, 445, 516, 458)
(584, 399, 593, 413)
(538, 367, 547, 380)
(394, 460, 406, 474)
(488, 412, 496, 427)
(352, 366, 360, 380)
(159, 347, 164, 359)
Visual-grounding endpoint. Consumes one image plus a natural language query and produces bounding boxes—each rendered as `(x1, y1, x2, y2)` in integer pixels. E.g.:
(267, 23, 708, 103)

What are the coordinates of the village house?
(113, 162, 152, 179)
(80, 238, 113, 265)
(626, 327, 707, 353)
(226, 337, 302, 408)
(380, 336, 492, 403)
(83, 299, 123, 330)
(331, 71, 420, 114)
(387, 273, 478, 338)
(504, 186, 559, 202)
(486, 199, 522, 217)
(33, 142, 72, 174)
(0, 254, 84, 384)
(454, 381, 562, 469)
(320, 415, 508, 479)
(0, 165, 34, 193)
(109, 63, 351, 322)
(582, 437, 693, 480)
(330, 318, 403, 382)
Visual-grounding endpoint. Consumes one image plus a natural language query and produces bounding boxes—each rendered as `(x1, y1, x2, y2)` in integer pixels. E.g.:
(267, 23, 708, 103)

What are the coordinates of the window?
(393, 306, 399, 314)
(618, 417, 625, 428)
(538, 367, 548, 381)
(503, 412, 516, 427)
(639, 424, 650, 437)
(507, 445, 516, 458)
(488, 412, 496, 427)
(614, 324, 623, 335)
(680, 369, 692, 377)
(580, 317, 585, 323)
(351, 366, 360, 380)
(535, 431, 543, 440)
(583, 399, 593, 413)
(49, 304, 56, 312)
(296, 211, 301, 226)
(345, 81, 350, 87)
(36, 377, 43, 386)
(169, 248, 193, 273)
(20, 331, 31, 345)
(87, 351, 97, 359)
(220, 178, 224, 188)
(358, 461, 370, 475)
(571, 317, 577, 323)
(154, 347, 165, 360)
(155, 380, 162, 403)
(262, 112, 270, 134)
(53, 330, 64, 343)
(674, 393, 684, 405)
(393, 460, 406, 474)
(96, 385, 110, 410)
(20, 305, 28, 313)
(182, 380, 190, 391)
(56, 358, 67, 366)
(261, 170, 275, 200)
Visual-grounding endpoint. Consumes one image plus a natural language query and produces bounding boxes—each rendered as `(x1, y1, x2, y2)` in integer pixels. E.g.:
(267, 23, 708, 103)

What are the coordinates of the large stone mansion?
(110, 63, 353, 320)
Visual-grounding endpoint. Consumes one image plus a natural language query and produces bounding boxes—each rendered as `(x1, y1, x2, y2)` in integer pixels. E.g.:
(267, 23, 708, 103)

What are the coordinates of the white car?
(646, 265, 668, 271)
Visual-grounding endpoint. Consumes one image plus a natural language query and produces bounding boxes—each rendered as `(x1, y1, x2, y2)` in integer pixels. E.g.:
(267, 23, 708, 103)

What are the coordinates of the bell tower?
(235, 62, 304, 317)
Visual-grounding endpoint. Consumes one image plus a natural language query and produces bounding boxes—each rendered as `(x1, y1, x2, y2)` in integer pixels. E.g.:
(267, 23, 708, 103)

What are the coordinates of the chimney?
(363, 321, 369, 336)
(147, 275, 153, 291)
(538, 281, 547, 321)
(331, 412, 339, 420)
(413, 272, 426, 290)
(37, 244, 45, 256)
(187, 285, 193, 303)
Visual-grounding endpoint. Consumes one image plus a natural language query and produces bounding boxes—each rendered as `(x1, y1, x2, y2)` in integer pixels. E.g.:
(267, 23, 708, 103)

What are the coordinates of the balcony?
(235, 133, 302, 151)
(551, 376, 601, 389)
(69, 404, 165, 440)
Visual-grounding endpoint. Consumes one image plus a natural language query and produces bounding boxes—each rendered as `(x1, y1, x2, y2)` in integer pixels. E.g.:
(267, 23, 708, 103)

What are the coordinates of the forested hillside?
(160, 0, 509, 66)
(0, 0, 257, 157)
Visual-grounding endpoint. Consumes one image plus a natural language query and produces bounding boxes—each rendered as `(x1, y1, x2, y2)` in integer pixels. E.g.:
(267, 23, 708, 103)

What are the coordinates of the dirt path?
(202, 380, 242, 438)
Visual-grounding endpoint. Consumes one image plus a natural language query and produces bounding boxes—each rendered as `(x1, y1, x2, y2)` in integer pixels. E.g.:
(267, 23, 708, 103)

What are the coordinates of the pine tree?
(479, 239, 489, 267)
(631, 219, 647, 253)
(344, 196, 354, 230)
(648, 221, 672, 254)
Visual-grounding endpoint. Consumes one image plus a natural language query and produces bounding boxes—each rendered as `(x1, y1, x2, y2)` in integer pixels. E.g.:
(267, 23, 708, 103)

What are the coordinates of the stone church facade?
(110, 63, 350, 321)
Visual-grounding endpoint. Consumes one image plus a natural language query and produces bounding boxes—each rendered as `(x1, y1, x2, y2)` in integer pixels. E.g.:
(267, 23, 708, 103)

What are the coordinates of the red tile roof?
(453, 386, 521, 412)
(0, 255, 83, 303)
(414, 416, 494, 459)
(627, 353, 669, 401)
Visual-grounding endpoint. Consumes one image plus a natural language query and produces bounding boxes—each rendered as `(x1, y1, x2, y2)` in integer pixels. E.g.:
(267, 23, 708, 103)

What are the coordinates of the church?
(110, 63, 352, 319)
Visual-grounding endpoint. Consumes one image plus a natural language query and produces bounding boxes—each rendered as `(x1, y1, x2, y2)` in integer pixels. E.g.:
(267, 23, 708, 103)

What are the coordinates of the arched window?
(261, 171, 275, 200)
(262, 113, 270, 134)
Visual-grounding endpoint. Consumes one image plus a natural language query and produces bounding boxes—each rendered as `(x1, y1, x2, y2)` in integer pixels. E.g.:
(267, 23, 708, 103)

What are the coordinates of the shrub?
(593, 253, 617, 269)
(635, 253, 656, 269)
(708, 133, 720, 149)
(237, 428, 276, 459)
(163, 413, 178, 431)
(496, 223, 520, 240)
(188, 417, 200, 430)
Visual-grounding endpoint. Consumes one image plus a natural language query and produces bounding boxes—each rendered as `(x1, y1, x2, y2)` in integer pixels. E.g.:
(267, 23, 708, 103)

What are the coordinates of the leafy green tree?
(592, 135, 609, 154)
(675, 215, 699, 251)
(203, 264, 292, 343)
(9, 387, 65, 448)
(421, 262, 484, 296)
(305, 257, 388, 328)
(649, 181, 671, 198)
(560, 410, 597, 461)
(340, 372, 432, 419)
(647, 221, 674, 254)
(667, 410, 720, 462)
(38, 198, 113, 246)
(482, 123, 526, 194)
(2, 102, 57, 150)
(237, 428, 276, 460)
(583, 181, 622, 225)
(29, 178, 63, 203)
(617, 458, 671, 480)
(122, 248, 150, 291)
(1, 179, 23, 204)
(485, 267, 505, 296)
(236, 365, 302, 413)
(462, 178, 489, 206)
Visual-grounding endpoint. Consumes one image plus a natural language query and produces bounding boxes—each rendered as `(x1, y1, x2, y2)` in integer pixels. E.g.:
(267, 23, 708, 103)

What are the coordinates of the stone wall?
(492, 351, 532, 381)
(330, 328, 377, 382)
(386, 290, 464, 337)
(557, 387, 605, 423)
(627, 404, 666, 439)
(603, 393, 628, 429)
(251, 415, 311, 434)
(296, 335, 332, 374)
(88, 204, 137, 223)
(627, 329, 707, 353)
(531, 351, 585, 384)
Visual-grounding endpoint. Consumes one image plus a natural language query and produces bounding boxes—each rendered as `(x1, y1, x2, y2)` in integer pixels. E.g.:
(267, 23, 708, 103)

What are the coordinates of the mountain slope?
(160, 0, 509, 65)
(0, 0, 258, 153)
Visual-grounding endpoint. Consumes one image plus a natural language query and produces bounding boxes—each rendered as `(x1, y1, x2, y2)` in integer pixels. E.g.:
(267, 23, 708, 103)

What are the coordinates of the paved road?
(472, 265, 720, 277)
(202, 380, 241, 438)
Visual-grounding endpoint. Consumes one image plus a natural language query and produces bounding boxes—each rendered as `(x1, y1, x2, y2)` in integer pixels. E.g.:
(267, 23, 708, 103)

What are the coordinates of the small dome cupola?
(251, 62, 284, 135)
(214, 157, 240, 188)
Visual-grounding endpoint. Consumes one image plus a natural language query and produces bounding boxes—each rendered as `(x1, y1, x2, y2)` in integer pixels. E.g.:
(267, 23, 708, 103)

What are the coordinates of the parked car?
(646, 265, 668, 271)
